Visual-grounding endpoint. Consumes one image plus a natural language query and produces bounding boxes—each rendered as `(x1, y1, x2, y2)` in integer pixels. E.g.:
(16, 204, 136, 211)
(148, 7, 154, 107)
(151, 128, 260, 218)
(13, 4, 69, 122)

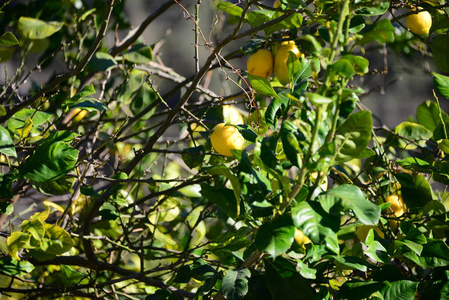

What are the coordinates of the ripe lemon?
(355, 225, 384, 242)
(247, 49, 274, 78)
(68, 108, 88, 123)
(273, 0, 281, 8)
(406, 9, 432, 35)
(274, 43, 300, 85)
(223, 105, 244, 125)
(385, 194, 406, 230)
(294, 228, 311, 248)
(210, 123, 246, 156)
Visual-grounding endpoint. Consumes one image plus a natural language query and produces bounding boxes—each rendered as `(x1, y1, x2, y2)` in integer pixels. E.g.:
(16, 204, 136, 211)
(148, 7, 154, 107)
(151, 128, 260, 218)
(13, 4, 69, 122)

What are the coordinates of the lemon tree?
(0, 1, 449, 299)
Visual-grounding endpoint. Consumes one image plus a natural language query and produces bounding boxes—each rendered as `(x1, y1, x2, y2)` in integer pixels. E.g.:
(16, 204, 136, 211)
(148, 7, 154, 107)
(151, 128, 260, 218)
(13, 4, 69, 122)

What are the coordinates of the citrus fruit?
(406, 9, 432, 35)
(294, 228, 311, 248)
(274, 43, 300, 85)
(210, 123, 246, 156)
(273, 0, 281, 8)
(355, 225, 384, 242)
(385, 194, 406, 230)
(222, 105, 244, 125)
(70, 108, 88, 123)
(247, 49, 274, 78)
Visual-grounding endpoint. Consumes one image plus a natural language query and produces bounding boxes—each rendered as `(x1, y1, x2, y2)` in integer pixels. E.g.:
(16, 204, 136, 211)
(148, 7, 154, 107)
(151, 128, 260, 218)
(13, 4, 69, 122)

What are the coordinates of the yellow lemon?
(68, 108, 88, 123)
(223, 105, 244, 125)
(294, 228, 311, 248)
(385, 194, 406, 231)
(210, 123, 246, 156)
(406, 9, 432, 35)
(273, 0, 281, 8)
(355, 225, 384, 242)
(274, 43, 300, 85)
(247, 49, 274, 78)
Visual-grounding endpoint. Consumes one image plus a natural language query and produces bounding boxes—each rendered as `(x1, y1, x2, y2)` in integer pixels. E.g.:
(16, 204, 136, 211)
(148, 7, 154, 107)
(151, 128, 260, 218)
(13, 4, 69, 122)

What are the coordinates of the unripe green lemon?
(210, 123, 246, 156)
(247, 49, 274, 78)
(406, 9, 432, 35)
(274, 43, 300, 85)
(356, 225, 384, 242)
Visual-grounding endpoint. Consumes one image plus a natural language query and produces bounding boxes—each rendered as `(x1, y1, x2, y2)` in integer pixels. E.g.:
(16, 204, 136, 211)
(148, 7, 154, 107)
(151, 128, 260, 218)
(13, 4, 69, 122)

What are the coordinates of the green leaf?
(0, 201, 13, 215)
(21, 218, 45, 241)
(20, 141, 79, 183)
(0, 257, 34, 276)
(322, 184, 381, 225)
(174, 259, 216, 283)
(382, 280, 419, 300)
(200, 184, 239, 219)
(431, 35, 449, 73)
(60, 265, 88, 288)
(248, 75, 278, 99)
(342, 55, 369, 75)
(0, 126, 16, 157)
(86, 52, 117, 72)
(34, 176, 76, 195)
(7, 109, 51, 134)
(0, 32, 19, 47)
(0, 170, 18, 198)
(291, 200, 339, 244)
(396, 173, 432, 208)
(7, 231, 31, 260)
(217, 2, 243, 17)
(0, 105, 6, 116)
(331, 58, 356, 78)
(117, 69, 146, 103)
(395, 121, 433, 142)
(416, 100, 449, 133)
(356, 2, 389, 16)
(339, 281, 386, 300)
(358, 18, 395, 45)
(433, 72, 449, 99)
(255, 214, 295, 257)
(280, 120, 304, 168)
(307, 92, 333, 105)
(203, 164, 241, 208)
(265, 98, 282, 130)
(221, 268, 251, 300)
(264, 14, 303, 36)
(130, 83, 158, 120)
(38, 224, 74, 255)
(18, 17, 63, 40)
(334, 111, 372, 163)
(181, 146, 205, 169)
(123, 44, 153, 64)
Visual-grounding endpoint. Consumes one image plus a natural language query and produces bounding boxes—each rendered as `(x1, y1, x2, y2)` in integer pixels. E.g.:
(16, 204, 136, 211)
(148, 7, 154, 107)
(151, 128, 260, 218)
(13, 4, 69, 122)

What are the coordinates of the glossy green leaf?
(0, 257, 34, 276)
(416, 100, 449, 133)
(431, 35, 449, 73)
(123, 44, 153, 63)
(245, 10, 272, 28)
(323, 185, 380, 225)
(356, 2, 389, 16)
(0, 32, 19, 47)
(39, 223, 74, 255)
(396, 173, 432, 208)
(20, 141, 79, 183)
(221, 268, 251, 300)
(280, 120, 304, 168)
(339, 281, 386, 300)
(130, 83, 158, 120)
(438, 139, 449, 154)
(307, 92, 333, 105)
(117, 69, 146, 103)
(265, 14, 303, 36)
(358, 18, 395, 45)
(342, 55, 369, 75)
(331, 58, 356, 78)
(0, 125, 16, 157)
(203, 164, 241, 205)
(0, 170, 18, 198)
(255, 214, 295, 257)
(265, 98, 282, 130)
(21, 218, 45, 241)
(248, 75, 278, 99)
(395, 121, 433, 142)
(7, 109, 51, 133)
(382, 280, 419, 300)
(334, 111, 372, 163)
(0, 201, 13, 215)
(433, 72, 449, 99)
(18, 17, 63, 40)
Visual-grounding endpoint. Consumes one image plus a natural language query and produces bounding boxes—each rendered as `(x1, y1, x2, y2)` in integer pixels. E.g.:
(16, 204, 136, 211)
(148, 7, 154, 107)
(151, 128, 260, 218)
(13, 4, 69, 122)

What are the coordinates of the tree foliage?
(0, 0, 449, 299)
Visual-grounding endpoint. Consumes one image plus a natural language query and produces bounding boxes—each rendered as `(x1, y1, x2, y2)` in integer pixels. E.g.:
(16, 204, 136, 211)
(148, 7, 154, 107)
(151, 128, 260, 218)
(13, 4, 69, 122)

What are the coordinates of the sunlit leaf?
(255, 214, 295, 257)
(221, 268, 251, 300)
(0, 32, 19, 47)
(357, 18, 394, 44)
(0, 126, 16, 157)
(18, 17, 63, 40)
(0, 257, 34, 276)
(433, 72, 449, 99)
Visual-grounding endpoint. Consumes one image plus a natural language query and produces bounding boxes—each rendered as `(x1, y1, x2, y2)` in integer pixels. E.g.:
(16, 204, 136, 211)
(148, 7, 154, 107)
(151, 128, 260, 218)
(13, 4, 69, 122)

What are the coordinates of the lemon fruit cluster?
(210, 123, 246, 156)
(406, 9, 432, 35)
(247, 49, 274, 78)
